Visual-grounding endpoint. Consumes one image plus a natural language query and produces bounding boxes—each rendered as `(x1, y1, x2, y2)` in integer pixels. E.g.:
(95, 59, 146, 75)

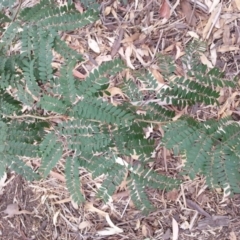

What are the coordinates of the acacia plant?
(0, 0, 239, 214)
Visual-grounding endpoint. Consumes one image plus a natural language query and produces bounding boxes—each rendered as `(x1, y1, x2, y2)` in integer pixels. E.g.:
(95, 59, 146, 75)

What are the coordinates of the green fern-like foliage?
(162, 117, 240, 195)
(81, 0, 100, 10)
(152, 41, 235, 107)
(1, 0, 239, 215)
(0, 0, 179, 214)
(65, 157, 85, 203)
(122, 39, 239, 195)
(0, 120, 46, 180)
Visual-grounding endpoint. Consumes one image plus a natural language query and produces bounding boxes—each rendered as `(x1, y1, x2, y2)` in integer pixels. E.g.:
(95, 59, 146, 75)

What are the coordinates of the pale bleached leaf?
(125, 45, 135, 69)
(172, 218, 179, 240)
(88, 38, 100, 54)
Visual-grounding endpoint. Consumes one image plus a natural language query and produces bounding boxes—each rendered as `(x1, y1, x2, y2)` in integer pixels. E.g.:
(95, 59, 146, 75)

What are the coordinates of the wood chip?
(197, 215, 230, 230)
(111, 28, 124, 57)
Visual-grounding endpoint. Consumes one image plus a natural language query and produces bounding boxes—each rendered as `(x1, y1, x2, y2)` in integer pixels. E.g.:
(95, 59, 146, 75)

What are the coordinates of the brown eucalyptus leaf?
(180, 0, 197, 26)
(159, 0, 171, 19)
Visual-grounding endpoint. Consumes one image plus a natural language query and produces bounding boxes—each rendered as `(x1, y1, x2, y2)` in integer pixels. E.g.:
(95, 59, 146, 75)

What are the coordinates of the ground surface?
(0, 0, 240, 239)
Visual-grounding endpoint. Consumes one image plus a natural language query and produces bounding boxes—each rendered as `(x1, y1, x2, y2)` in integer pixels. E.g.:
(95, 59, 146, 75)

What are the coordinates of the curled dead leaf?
(125, 45, 135, 69)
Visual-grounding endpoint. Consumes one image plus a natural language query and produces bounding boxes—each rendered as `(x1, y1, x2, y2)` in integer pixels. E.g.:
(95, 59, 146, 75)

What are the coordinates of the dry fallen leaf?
(74, 1, 83, 13)
(213, 28, 223, 40)
(218, 92, 240, 118)
(229, 231, 237, 240)
(2, 203, 33, 218)
(79, 221, 92, 230)
(208, 0, 220, 13)
(133, 48, 149, 67)
(180, 0, 197, 26)
(107, 87, 125, 98)
(202, 3, 222, 39)
(210, 43, 217, 66)
(72, 69, 86, 79)
(200, 53, 213, 68)
(150, 68, 164, 83)
(166, 189, 179, 201)
(121, 32, 141, 44)
(53, 209, 60, 226)
(142, 223, 153, 238)
(172, 218, 179, 240)
(223, 24, 230, 45)
(187, 31, 199, 39)
(85, 202, 123, 236)
(159, 0, 171, 19)
(235, 0, 240, 10)
(88, 38, 100, 54)
(180, 221, 190, 230)
(95, 55, 112, 65)
(71, 198, 79, 209)
(217, 45, 240, 53)
(125, 45, 135, 69)
(104, 6, 112, 16)
(3, 203, 19, 218)
(142, 224, 148, 238)
(174, 45, 184, 60)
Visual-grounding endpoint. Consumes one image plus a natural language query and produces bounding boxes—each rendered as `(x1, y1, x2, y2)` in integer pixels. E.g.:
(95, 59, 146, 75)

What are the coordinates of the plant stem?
(135, 119, 169, 125)
(3, 114, 68, 121)
(12, 0, 23, 22)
